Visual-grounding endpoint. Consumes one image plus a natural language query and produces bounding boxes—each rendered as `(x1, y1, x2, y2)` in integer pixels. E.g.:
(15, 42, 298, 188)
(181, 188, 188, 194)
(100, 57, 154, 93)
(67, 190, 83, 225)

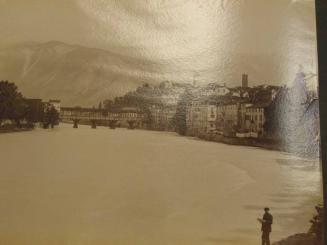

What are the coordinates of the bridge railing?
(60, 111, 145, 121)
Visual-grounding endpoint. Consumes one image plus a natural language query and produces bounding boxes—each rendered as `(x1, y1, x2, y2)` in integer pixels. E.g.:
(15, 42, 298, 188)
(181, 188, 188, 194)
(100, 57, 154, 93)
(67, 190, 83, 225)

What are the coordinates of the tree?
(0, 80, 26, 127)
(174, 89, 194, 135)
(49, 106, 59, 128)
(24, 99, 44, 125)
(103, 99, 114, 110)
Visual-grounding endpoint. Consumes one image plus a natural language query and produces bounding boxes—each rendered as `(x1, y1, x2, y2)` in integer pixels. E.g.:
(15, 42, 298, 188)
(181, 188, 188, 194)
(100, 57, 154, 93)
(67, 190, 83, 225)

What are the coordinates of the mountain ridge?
(0, 41, 317, 107)
(0, 41, 154, 107)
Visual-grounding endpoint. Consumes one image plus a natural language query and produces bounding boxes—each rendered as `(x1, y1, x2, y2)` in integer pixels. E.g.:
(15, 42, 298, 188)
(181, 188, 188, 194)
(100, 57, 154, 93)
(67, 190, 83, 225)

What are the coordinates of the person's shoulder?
(264, 213, 272, 218)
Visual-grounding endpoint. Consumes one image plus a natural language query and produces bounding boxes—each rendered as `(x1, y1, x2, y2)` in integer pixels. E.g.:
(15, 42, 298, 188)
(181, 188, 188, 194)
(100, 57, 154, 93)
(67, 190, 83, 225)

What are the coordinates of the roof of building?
(247, 101, 272, 109)
(206, 82, 228, 88)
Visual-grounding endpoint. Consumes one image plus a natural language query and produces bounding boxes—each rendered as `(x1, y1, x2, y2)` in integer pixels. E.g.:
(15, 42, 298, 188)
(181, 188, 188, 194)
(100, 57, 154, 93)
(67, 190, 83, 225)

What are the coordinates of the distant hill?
(0, 41, 150, 106)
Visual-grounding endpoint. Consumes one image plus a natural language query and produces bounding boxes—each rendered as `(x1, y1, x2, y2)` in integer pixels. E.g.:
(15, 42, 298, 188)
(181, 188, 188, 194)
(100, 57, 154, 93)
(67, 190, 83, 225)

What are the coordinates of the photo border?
(315, 0, 327, 241)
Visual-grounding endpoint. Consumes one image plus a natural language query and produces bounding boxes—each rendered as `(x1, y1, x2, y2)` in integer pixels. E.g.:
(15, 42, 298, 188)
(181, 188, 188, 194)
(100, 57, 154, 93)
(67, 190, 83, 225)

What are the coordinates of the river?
(0, 123, 322, 245)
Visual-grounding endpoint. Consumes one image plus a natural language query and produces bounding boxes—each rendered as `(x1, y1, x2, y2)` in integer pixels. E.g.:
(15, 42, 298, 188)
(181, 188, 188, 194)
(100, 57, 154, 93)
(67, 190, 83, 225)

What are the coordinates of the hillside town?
(0, 71, 319, 156)
(58, 72, 319, 157)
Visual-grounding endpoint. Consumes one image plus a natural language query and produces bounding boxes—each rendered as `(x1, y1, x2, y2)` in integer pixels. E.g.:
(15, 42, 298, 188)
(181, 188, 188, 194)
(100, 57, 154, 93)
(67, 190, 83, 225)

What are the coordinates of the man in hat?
(258, 207, 273, 245)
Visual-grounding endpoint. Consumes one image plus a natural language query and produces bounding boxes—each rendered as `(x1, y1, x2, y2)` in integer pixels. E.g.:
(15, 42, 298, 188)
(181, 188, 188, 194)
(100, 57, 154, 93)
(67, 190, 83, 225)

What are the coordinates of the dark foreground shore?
(0, 127, 34, 134)
(273, 205, 324, 245)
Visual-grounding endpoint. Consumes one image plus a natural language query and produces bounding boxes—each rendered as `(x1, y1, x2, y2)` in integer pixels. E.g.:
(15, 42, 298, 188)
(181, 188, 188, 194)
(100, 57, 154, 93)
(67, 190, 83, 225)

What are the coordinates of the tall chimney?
(242, 74, 248, 88)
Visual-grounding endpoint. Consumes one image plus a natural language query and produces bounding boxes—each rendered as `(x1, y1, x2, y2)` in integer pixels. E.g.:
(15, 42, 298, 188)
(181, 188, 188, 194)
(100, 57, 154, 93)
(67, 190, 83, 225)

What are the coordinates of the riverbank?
(0, 124, 35, 134)
(61, 121, 319, 158)
(190, 133, 319, 158)
(62, 121, 281, 151)
(198, 133, 282, 151)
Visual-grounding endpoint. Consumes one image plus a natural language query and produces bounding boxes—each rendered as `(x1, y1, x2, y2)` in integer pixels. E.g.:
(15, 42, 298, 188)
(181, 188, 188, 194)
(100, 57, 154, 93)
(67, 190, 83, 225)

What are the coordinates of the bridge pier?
(43, 122, 49, 129)
(91, 120, 97, 129)
(108, 120, 117, 129)
(73, 119, 79, 128)
(127, 120, 136, 129)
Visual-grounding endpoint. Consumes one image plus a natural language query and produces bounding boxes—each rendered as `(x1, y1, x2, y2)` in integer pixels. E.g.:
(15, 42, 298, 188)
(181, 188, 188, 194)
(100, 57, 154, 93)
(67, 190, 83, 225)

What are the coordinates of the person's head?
(264, 207, 270, 213)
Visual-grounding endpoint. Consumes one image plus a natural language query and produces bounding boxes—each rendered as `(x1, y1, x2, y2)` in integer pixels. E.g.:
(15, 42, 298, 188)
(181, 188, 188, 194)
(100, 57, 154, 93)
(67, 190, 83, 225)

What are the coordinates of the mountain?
(0, 41, 149, 107)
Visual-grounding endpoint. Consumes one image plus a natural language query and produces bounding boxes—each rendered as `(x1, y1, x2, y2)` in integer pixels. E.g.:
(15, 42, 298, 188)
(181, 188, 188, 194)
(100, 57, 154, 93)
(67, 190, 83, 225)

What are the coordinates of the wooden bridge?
(60, 107, 147, 129)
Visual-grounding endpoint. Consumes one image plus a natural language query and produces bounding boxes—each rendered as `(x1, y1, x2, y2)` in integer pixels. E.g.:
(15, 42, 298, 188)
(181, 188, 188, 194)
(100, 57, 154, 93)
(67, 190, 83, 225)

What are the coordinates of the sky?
(0, 0, 318, 87)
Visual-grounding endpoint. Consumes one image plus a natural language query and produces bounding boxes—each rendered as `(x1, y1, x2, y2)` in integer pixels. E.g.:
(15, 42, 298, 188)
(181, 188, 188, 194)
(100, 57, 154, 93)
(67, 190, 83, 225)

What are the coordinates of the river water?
(0, 124, 322, 245)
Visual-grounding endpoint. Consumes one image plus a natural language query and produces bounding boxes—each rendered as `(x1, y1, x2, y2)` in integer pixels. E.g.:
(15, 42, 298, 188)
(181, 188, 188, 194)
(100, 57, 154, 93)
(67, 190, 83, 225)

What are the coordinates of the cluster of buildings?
(185, 75, 280, 138)
(186, 73, 318, 143)
(186, 97, 271, 138)
(24, 98, 61, 123)
(145, 81, 186, 131)
(149, 105, 177, 131)
(148, 74, 282, 139)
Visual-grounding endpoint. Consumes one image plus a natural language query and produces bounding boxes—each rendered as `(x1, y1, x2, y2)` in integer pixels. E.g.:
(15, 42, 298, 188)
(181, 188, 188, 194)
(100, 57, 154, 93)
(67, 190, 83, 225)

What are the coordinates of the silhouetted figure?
(258, 207, 273, 245)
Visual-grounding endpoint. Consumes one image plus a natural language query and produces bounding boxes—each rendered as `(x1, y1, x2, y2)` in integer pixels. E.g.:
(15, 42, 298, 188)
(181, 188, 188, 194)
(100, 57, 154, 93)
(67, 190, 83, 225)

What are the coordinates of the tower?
(242, 74, 248, 88)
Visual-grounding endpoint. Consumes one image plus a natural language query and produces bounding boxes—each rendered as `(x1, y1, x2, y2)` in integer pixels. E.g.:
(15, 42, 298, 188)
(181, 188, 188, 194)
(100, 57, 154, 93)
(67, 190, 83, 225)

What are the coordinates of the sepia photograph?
(0, 1, 323, 245)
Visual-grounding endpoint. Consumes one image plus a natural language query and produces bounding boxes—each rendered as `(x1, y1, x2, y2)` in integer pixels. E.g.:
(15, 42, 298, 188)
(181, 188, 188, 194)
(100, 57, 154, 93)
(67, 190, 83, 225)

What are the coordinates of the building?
(149, 105, 177, 131)
(216, 101, 251, 136)
(198, 83, 230, 97)
(252, 85, 280, 104)
(162, 105, 177, 131)
(161, 93, 181, 105)
(220, 102, 239, 136)
(186, 99, 217, 136)
(244, 103, 269, 138)
(149, 105, 162, 130)
(48, 99, 61, 112)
